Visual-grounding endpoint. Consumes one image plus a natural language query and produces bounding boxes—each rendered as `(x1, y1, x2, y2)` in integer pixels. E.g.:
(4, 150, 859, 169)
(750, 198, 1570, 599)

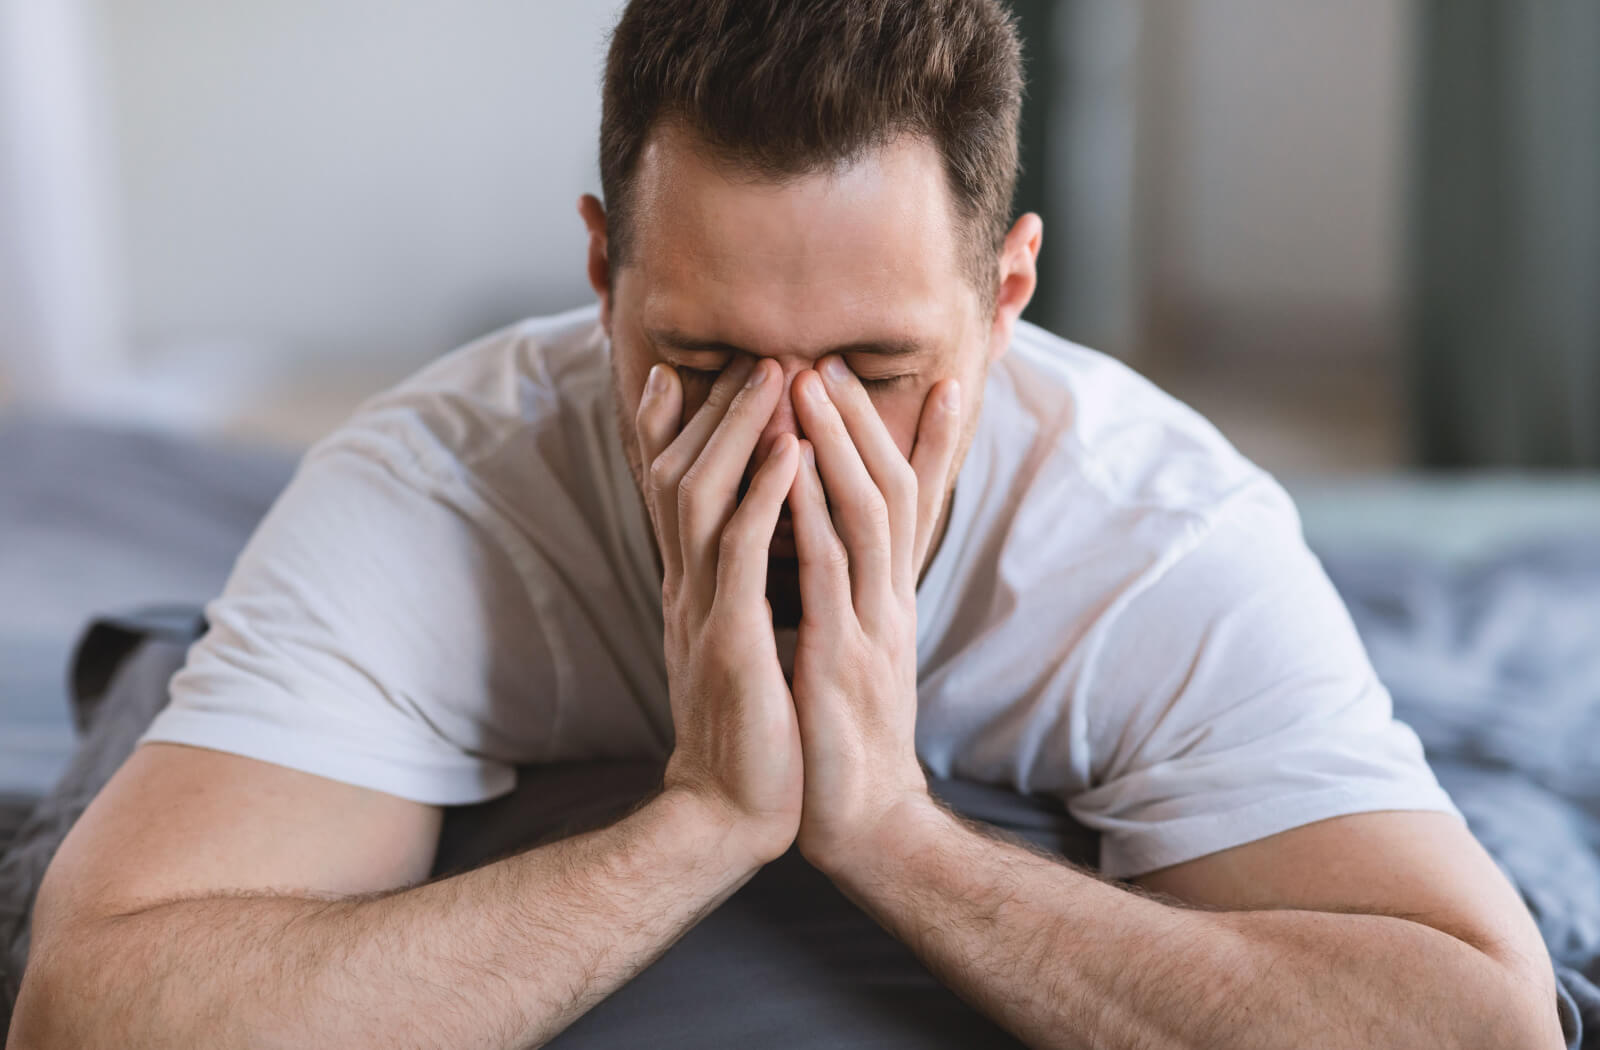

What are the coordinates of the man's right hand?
(634, 354, 803, 865)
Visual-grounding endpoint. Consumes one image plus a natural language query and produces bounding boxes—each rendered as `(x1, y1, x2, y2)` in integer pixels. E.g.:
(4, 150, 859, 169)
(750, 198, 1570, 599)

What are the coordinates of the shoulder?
(309, 304, 611, 498)
(978, 323, 1296, 583)
(998, 322, 1269, 514)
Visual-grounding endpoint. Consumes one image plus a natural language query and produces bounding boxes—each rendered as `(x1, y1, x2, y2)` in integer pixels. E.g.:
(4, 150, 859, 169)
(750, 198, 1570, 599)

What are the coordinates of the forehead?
(621, 125, 972, 353)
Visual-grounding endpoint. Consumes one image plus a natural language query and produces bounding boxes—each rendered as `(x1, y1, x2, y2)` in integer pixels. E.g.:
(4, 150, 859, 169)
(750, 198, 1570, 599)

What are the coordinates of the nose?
(745, 360, 810, 489)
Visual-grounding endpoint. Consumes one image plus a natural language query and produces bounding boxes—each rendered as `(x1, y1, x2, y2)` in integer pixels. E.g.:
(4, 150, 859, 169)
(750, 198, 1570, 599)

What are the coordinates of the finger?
(645, 356, 756, 581)
(817, 355, 920, 589)
(788, 438, 852, 623)
(715, 432, 799, 612)
(636, 362, 685, 580)
(679, 358, 784, 602)
(909, 378, 963, 574)
(792, 370, 893, 612)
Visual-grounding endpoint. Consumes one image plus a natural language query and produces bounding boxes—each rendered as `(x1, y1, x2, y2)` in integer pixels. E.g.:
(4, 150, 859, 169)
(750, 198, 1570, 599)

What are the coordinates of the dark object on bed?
(0, 799, 32, 860)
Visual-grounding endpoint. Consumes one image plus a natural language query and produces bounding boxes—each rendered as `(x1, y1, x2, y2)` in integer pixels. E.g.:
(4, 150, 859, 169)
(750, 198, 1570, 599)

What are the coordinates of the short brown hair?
(599, 0, 1024, 293)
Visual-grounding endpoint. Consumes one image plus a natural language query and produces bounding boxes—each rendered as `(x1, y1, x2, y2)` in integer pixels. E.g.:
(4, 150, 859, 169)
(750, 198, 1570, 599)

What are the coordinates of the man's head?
(581, 0, 1042, 623)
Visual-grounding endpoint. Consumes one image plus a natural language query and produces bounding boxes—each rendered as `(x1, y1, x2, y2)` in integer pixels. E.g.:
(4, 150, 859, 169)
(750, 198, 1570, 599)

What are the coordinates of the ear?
(578, 194, 613, 334)
(984, 212, 1043, 365)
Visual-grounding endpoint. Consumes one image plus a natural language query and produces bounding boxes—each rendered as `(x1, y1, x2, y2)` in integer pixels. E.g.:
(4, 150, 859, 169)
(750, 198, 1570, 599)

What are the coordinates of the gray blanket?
(1323, 539, 1600, 1045)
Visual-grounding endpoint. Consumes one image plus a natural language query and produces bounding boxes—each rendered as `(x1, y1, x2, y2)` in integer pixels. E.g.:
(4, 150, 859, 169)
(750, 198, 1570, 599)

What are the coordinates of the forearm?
(826, 801, 1556, 1050)
(14, 788, 756, 1050)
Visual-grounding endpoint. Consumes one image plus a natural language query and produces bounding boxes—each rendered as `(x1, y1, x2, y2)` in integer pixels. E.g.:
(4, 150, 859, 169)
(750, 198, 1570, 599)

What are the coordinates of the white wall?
(97, 0, 623, 373)
(0, 0, 126, 409)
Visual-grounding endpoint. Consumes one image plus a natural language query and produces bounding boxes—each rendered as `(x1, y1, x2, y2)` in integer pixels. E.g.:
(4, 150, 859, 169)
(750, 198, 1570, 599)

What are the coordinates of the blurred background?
(3, 0, 1597, 474)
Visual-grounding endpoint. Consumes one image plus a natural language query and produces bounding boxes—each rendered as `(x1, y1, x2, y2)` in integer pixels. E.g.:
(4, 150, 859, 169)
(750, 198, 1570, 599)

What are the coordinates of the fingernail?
(804, 376, 828, 403)
(822, 356, 848, 382)
(801, 441, 816, 468)
(745, 360, 768, 389)
(942, 381, 961, 413)
(645, 364, 668, 399)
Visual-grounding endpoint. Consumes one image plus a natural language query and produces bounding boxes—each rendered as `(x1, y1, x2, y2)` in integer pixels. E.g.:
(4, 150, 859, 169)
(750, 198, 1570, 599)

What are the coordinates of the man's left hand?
(786, 354, 963, 875)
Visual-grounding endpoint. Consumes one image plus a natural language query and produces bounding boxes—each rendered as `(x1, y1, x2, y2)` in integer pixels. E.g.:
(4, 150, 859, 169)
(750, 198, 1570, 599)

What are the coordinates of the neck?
(918, 483, 957, 589)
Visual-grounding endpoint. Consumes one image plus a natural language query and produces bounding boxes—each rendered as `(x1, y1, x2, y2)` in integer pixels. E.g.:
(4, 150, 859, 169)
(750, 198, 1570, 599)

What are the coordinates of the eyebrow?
(647, 328, 926, 359)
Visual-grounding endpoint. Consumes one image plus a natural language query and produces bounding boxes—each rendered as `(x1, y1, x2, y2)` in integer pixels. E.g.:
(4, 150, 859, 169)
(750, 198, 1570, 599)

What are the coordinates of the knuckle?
(822, 538, 851, 572)
(718, 523, 747, 563)
(860, 491, 892, 533)
(676, 466, 702, 515)
(678, 483, 719, 545)
(675, 464, 700, 505)
(887, 459, 918, 503)
(647, 454, 676, 496)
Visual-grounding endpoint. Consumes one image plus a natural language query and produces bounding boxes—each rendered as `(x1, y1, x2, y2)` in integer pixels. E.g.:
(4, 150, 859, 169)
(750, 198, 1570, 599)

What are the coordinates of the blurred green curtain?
(1411, 0, 1600, 467)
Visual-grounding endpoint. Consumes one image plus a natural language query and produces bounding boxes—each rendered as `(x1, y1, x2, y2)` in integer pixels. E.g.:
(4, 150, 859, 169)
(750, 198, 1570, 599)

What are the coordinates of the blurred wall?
(63, 0, 1418, 377)
(4, 0, 1419, 456)
(1138, 0, 1415, 364)
(98, 0, 621, 373)
(0, 0, 126, 408)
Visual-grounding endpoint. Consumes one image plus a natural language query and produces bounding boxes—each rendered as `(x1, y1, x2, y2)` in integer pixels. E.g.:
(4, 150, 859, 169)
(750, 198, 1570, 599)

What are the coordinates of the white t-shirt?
(140, 304, 1458, 878)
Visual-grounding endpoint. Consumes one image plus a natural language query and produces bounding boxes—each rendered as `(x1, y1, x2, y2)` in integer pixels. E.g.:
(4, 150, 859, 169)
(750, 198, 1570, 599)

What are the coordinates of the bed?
(0, 418, 295, 836)
(2, 415, 1597, 1045)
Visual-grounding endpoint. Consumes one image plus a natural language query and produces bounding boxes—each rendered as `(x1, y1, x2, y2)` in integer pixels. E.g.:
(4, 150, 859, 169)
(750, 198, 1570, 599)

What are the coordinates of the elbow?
(9, 955, 72, 1050)
(1488, 998, 1566, 1050)
(1514, 994, 1568, 1050)
(9, 932, 116, 1050)
(1474, 963, 1567, 1050)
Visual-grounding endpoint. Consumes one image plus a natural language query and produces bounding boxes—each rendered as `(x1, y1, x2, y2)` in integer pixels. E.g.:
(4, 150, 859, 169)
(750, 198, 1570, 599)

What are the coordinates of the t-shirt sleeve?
(138, 436, 555, 805)
(1066, 478, 1461, 879)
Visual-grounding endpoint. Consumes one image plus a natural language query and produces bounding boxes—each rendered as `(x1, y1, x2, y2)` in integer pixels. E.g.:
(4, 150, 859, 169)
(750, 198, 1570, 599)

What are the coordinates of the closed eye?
(678, 366, 909, 392)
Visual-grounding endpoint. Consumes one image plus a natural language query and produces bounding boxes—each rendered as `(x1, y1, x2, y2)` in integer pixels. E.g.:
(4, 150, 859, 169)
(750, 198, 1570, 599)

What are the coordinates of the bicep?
(1134, 810, 1554, 985)
(32, 741, 442, 947)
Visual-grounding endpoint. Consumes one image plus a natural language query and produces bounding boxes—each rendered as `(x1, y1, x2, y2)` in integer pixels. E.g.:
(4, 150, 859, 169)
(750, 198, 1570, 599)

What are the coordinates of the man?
(12, 1, 1565, 1047)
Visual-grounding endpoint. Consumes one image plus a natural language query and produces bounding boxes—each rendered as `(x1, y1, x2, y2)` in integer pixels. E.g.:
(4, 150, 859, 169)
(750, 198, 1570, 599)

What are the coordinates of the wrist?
(654, 784, 795, 872)
(808, 788, 950, 885)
